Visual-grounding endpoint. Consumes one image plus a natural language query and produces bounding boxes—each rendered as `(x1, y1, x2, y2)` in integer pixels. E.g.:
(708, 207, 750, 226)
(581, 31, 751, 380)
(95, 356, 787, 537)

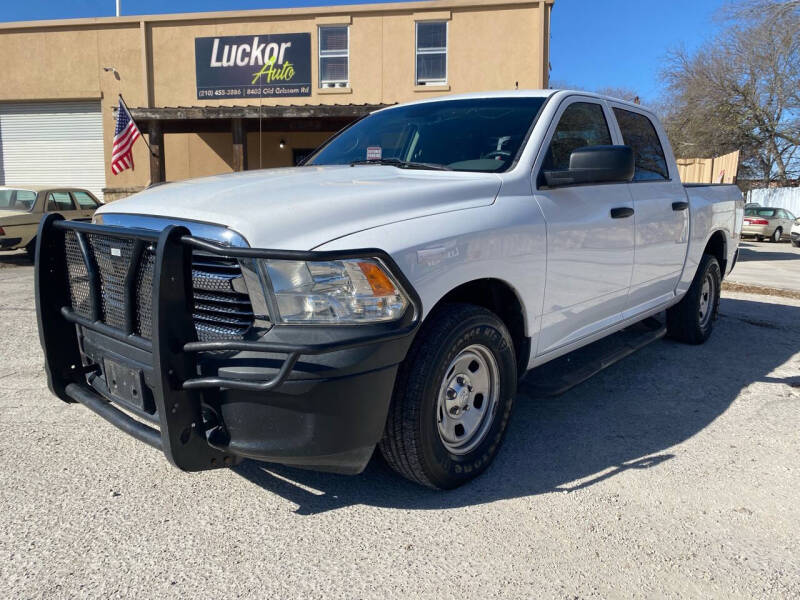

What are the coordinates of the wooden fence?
(676, 150, 740, 184)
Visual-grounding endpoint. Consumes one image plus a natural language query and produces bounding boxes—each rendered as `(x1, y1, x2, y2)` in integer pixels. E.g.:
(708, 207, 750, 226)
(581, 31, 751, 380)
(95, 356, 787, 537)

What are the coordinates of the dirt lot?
(0, 255, 798, 599)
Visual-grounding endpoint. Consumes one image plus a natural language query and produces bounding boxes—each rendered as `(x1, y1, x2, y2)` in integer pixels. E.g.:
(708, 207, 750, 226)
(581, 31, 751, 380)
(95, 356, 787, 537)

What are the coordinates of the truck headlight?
(262, 258, 410, 323)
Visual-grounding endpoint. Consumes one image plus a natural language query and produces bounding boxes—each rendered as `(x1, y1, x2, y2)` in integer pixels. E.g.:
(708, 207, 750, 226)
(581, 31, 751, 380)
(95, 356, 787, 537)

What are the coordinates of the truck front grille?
(64, 231, 255, 342)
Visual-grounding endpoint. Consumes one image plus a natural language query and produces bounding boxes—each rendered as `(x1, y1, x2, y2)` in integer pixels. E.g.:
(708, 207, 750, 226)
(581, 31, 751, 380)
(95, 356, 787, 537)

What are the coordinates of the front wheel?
(667, 254, 721, 344)
(770, 228, 783, 243)
(792, 239, 800, 248)
(379, 303, 517, 489)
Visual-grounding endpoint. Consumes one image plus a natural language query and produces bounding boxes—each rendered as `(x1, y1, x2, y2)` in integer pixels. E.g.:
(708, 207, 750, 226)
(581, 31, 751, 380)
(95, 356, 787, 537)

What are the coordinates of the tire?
(379, 303, 517, 489)
(793, 240, 800, 248)
(755, 235, 763, 242)
(666, 254, 721, 345)
(770, 228, 782, 243)
(25, 238, 36, 260)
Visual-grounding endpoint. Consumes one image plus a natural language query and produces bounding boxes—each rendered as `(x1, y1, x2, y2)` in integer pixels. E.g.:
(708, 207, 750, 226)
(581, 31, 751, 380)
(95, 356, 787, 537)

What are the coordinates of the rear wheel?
(25, 238, 36, 260)
(379, 303, 517, 489)
(667, 254, 721, 344)
(770, 228, 782, 243)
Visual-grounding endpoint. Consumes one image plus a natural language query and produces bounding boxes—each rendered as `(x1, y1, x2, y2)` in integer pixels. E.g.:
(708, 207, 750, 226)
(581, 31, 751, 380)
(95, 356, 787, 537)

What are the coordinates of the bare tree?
(595, 87, 641, 104)
(661, 2, 800, 186)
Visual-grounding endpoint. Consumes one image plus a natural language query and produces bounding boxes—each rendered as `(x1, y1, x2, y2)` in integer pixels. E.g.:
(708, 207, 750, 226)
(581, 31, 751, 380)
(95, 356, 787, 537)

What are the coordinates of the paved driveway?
(727, 239, 800, 293)
(1, 258, 798, 599)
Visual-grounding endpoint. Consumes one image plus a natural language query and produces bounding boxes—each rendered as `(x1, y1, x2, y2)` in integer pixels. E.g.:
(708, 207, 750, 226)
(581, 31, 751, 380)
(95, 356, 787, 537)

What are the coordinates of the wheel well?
(433, 279, 529, 375)
(704, 231, 727, 275)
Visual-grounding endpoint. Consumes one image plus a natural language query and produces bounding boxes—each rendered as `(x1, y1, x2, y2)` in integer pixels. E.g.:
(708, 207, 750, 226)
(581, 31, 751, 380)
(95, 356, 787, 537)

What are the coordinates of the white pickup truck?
(35, 90, 743, 489)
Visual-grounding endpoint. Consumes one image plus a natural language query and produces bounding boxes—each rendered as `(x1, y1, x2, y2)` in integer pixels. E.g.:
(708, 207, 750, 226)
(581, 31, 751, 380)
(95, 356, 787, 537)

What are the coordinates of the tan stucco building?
(0, 0, 552, 200)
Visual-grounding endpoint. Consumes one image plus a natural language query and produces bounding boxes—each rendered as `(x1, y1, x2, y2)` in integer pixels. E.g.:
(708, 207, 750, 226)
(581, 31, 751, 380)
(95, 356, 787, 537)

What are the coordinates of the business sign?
(194, 33, 311, 99)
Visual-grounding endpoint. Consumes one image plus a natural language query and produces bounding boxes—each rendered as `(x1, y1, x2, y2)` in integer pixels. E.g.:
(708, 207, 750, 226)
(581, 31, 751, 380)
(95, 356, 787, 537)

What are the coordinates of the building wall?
(0, 0, 552, 192)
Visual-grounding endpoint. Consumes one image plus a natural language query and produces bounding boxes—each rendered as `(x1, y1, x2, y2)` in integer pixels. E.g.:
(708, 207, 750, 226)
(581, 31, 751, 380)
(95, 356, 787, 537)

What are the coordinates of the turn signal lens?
(358, 261, 396, 296)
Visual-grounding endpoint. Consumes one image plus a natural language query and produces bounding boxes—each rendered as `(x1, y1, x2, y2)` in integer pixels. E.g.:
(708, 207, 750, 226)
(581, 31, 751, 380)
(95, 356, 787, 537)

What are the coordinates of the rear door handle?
(672, 201, 689, 211)
(610, 207, 634, 219)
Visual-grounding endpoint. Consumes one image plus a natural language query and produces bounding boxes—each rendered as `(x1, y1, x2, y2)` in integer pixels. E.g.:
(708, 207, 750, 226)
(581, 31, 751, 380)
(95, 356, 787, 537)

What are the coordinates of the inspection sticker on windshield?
(366, 146, 382, 161)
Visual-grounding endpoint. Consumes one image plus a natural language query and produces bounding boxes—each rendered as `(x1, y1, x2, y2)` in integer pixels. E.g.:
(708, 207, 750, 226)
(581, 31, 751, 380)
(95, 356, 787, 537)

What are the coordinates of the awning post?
(148, 120, 165, 184)
(231, 118, 248, 172)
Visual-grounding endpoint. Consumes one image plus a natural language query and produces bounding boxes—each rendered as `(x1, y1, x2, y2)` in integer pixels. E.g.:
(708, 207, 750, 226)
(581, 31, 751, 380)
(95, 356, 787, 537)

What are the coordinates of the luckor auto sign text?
(194, 33, 311, 99)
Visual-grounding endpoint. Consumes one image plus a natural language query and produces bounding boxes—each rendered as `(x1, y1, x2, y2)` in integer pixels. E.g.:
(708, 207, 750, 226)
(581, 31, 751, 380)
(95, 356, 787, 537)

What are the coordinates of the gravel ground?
(0, 258, 798, 599)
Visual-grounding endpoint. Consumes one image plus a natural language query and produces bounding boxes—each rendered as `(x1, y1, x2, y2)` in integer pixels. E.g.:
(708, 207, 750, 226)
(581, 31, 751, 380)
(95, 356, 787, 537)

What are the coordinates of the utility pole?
(116, 0, 120, 17)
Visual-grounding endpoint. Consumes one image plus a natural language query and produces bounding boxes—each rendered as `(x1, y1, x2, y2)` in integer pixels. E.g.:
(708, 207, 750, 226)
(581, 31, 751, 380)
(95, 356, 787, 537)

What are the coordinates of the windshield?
(0, 189, 37, 211)
(745, 208, 776, 217)
(307, 97, 547, 173)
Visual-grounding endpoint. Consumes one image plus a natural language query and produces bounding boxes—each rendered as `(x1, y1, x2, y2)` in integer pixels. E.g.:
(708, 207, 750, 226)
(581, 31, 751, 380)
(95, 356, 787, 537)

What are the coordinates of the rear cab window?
(613, 108, 669, 181)
(745, 208, 776, 217)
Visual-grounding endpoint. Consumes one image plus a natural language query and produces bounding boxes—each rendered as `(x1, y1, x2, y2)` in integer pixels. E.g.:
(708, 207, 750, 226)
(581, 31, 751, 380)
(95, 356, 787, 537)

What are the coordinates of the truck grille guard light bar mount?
(35, 214, 420, 471)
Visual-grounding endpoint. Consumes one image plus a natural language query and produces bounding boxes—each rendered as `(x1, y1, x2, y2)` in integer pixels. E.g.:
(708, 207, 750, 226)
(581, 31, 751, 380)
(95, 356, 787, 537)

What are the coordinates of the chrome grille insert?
(64, 233, 256, 342)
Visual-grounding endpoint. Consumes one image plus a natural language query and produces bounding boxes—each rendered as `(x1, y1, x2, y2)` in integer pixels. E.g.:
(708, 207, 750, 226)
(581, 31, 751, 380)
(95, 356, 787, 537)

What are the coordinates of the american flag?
(111, 98, 141, 175)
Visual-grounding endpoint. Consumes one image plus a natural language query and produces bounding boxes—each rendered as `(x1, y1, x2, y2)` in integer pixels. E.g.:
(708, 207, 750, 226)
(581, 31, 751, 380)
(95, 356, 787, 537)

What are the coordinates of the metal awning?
(124, 103, 388, 133)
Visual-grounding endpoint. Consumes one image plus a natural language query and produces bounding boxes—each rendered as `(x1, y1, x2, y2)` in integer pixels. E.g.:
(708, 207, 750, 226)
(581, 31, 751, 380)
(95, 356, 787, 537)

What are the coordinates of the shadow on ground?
(234, 296, 799, 514)
(737, 242, 798, 262)
(0, 251, 33, 268)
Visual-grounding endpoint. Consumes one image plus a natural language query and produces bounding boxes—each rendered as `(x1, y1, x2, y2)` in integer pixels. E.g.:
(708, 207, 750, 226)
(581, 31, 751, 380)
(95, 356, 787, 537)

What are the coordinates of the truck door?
(533, 98, 635, 356)
(610, 106, 689, 313)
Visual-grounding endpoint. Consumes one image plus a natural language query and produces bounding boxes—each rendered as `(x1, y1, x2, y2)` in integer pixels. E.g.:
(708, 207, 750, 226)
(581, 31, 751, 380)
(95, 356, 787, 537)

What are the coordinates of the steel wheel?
(698, 270, 716, 328)
(436, 344, 500, 455)
(772, 228, 782, 242)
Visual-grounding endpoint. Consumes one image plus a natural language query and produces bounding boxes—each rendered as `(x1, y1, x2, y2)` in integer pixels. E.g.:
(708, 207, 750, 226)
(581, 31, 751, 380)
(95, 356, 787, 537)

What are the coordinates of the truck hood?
(96, 165, 502, 249)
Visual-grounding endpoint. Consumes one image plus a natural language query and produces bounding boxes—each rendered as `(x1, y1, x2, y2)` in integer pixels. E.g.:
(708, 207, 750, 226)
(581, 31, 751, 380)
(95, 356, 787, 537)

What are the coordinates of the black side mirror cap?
(543, 145, 635, 187)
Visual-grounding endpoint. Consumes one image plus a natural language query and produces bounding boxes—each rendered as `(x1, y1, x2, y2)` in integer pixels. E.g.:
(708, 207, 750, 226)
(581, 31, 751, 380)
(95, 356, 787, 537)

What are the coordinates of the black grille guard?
(35, 214, 420, 470)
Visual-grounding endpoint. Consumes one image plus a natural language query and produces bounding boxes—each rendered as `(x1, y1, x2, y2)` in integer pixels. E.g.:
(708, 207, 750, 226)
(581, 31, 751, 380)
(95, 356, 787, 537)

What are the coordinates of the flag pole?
(118, 94, 158, 158)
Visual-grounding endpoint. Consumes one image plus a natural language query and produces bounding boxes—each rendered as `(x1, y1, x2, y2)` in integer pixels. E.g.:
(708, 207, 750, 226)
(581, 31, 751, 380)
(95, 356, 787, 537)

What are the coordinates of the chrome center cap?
(445, 373, 472, 418)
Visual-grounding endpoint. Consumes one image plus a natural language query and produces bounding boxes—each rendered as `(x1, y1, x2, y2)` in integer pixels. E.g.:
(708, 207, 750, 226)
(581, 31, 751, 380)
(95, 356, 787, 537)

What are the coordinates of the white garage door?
(0, 101, 106, 200)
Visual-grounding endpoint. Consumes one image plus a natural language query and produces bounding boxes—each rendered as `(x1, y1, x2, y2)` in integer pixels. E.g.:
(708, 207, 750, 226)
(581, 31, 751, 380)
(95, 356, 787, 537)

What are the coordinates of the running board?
(521, 315, 667, 398)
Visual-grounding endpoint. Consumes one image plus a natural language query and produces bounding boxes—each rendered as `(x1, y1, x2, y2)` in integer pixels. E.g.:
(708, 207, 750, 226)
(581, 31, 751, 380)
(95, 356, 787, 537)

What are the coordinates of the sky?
(3, 0, 730, 103)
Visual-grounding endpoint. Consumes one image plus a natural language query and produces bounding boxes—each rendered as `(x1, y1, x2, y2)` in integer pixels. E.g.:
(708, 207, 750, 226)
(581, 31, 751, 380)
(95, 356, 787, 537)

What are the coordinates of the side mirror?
(543, 145, 635, 187)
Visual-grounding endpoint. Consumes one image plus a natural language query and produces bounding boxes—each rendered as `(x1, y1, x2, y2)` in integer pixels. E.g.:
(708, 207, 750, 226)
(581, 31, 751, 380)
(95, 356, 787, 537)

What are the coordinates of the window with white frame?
(415, 21, 447, 85)
(319, 26, 349, 87)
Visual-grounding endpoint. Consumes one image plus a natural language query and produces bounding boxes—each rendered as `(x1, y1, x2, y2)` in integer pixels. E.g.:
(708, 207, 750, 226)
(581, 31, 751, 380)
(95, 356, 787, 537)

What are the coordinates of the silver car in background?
(742, 207, 797, 242)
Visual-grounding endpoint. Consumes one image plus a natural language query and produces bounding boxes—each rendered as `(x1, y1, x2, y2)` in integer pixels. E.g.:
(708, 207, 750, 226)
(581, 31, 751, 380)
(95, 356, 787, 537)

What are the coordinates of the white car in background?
(792, 217, 800, 247)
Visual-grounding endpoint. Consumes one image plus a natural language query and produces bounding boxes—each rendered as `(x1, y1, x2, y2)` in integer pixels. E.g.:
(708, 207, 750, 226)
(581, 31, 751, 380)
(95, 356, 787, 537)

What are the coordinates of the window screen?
(319, 26, 349, 86)
(416, 22, 447, 85)
(613, 108, 669, 181)
(543, 102, 612, 172)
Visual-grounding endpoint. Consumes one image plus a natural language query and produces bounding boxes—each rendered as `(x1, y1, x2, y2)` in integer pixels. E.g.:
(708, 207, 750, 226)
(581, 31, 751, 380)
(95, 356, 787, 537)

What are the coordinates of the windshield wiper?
(349, 158, 452, 171)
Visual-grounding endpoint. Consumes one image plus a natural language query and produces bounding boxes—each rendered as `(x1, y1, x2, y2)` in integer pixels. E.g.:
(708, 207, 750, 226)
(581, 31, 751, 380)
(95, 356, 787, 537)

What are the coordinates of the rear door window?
(542, 102, 612, 172)
(46, 192, 75, 212)
(613, 108, 669, 181)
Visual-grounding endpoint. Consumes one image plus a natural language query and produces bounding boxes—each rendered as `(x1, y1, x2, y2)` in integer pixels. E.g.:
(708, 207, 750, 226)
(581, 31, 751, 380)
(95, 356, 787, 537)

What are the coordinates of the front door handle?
(672, 201, 689, 211)
(610, 207, 634, 219)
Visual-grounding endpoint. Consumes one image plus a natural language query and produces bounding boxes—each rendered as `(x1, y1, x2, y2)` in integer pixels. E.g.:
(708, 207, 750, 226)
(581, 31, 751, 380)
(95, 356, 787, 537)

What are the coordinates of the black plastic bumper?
(35, 214, 419, 474)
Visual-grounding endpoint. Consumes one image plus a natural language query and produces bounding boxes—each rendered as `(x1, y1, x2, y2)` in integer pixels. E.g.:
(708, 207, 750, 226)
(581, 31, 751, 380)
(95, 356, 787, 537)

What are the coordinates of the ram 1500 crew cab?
(35, 90, 743, 489)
